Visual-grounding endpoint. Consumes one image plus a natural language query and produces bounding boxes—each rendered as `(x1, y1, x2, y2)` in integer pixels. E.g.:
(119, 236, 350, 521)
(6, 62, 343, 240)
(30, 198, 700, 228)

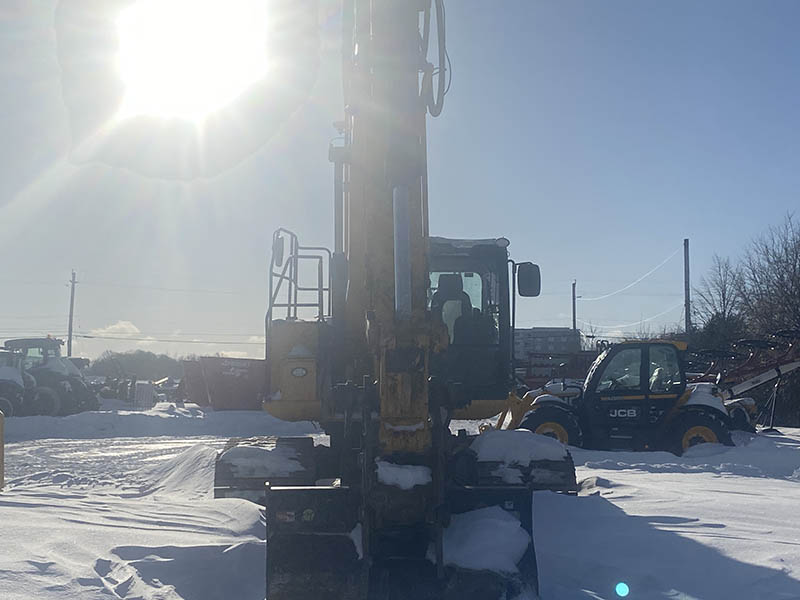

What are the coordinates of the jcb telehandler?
(214, 1, 576, 598)
(508, 339, 800, 455)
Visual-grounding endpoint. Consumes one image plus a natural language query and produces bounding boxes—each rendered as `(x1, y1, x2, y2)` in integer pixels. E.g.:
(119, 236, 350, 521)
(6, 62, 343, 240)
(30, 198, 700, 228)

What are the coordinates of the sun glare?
(116, 0, 270, 120)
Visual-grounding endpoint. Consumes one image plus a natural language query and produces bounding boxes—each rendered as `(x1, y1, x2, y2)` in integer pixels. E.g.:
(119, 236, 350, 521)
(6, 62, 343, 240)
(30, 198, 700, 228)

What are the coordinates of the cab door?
(582, 344, 648, 449)
(643, 343, 687, 437)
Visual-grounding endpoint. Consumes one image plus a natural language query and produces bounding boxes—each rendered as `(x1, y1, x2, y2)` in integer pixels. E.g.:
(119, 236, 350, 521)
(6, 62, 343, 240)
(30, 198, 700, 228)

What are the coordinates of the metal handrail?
(265, 229, 332, 358)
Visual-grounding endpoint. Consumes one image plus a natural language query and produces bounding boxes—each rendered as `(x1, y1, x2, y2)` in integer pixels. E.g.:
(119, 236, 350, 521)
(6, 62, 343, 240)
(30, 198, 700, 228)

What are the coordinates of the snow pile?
(136, 444, 218, 499)
(574, 430, 800, 479)
(471, 429, 568, 463)
(432, 506, 531, 573)
(4, 402, 319, 443)
(491, 464, 523, 484)
(6, 402, 800, 599)
(94, 539, 265, 600)
(375, 459, 432, 489)
(218, 444, 304, 478)
(0, 480, 265, 599)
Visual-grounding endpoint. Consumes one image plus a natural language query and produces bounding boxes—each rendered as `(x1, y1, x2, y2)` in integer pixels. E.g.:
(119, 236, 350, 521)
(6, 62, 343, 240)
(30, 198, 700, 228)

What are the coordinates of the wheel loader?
(214, 1, 577, 598)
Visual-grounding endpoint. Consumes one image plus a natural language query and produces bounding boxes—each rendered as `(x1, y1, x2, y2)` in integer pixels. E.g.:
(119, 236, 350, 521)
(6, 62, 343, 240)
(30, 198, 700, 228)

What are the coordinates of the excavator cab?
(429, 237, 540, 417)
(429, 237, 511, 407)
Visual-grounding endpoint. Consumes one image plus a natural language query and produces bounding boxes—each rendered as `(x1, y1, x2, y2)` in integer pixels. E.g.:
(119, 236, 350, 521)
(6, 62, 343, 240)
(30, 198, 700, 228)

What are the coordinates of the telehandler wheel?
(519, 405, 583, 447)
(0, 396, 14, 418)
(34, 386, 61, 417)
(668, 411, 732, 456)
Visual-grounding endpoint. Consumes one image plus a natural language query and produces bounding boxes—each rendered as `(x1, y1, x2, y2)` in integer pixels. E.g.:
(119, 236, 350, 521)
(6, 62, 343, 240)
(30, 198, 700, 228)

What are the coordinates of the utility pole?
(572, 279, 577, 331)
(683, 238, 691, 333)
(67, 270, 76, 357)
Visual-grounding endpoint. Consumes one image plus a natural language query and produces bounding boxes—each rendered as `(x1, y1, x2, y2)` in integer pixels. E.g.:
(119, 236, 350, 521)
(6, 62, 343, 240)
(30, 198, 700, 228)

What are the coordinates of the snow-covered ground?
(2, 403, 800, 599)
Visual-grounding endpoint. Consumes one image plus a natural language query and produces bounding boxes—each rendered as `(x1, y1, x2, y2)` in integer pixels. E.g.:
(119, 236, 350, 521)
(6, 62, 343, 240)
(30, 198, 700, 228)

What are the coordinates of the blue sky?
(1, 0, 799, 358)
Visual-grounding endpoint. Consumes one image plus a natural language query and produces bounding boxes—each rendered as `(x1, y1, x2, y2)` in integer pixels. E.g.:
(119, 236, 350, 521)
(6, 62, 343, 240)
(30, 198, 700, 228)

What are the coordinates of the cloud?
(90, 320, 141, 337)
(74, 321, 264, 360)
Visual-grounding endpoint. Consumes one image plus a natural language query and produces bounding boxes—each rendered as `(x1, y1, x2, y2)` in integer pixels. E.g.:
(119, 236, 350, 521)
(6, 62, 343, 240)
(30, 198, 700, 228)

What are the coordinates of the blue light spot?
(616, 582, 630, 597)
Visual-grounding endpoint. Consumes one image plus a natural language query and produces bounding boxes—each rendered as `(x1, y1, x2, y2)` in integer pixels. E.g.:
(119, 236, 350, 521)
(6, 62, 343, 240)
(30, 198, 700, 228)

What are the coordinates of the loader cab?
(579, 341, 688, 449)
(428, 237, 538, 409)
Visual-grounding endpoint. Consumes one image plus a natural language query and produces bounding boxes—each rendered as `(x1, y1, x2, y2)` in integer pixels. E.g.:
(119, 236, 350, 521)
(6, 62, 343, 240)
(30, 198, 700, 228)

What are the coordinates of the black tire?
(0, 396, 14, 418)
(729, 405, 756, 433)
(34, 386, 61, 417)
(668, 410, 732, 456)
(519, 405, 584, 447)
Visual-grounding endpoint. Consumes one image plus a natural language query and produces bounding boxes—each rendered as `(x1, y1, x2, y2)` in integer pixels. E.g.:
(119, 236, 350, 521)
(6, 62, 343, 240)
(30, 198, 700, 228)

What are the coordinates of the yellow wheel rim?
(682, 425, 718, 450)
(535, 422, 569, 444)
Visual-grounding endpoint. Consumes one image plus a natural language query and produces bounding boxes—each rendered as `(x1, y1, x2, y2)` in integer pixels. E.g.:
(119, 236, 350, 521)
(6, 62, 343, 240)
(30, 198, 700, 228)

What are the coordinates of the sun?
(115, 0, 270, 121)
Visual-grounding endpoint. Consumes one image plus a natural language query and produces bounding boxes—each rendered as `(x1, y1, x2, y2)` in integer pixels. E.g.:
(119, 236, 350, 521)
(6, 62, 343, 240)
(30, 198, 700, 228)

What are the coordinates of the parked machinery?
(3, 338, 98, 416)
(509, 336, 800, 455)
(0, 350, 27, 417)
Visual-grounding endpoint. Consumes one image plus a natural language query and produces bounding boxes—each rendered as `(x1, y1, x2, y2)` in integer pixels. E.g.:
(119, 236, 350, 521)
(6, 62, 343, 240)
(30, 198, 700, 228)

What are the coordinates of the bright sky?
(2, 0, 799, 359)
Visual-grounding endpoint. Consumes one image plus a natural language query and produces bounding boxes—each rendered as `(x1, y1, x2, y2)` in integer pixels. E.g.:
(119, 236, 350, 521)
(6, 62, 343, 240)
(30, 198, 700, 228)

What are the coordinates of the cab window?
(596, 348, 642, 392)
(429, 270, 499, 345)
(22, 347, 46, 370)
(648, 345, 682, 393)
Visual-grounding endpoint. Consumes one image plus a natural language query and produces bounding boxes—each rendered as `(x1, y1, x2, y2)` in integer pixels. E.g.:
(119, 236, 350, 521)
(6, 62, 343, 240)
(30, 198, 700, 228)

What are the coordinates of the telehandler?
(509, 338, 800, 455)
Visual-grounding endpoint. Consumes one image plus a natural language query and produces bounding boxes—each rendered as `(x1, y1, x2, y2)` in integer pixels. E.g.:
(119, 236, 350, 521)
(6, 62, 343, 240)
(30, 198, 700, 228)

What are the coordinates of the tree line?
(87, 349, 185, 381)
(692, 214, 800, 425)
(693, 214, 800, 348)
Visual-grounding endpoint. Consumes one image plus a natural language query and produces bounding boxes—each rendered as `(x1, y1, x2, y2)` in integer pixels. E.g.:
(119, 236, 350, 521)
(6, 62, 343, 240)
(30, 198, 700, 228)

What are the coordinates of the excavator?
(214, 1, 576, 598)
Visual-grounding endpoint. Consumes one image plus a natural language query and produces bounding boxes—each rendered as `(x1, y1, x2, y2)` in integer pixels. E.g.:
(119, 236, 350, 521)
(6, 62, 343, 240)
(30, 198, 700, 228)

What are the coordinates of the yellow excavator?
(214, 2, 576, 598)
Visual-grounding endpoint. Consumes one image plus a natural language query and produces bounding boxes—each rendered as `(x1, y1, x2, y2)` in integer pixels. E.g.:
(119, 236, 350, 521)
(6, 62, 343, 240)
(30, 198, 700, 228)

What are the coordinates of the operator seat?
(431, 274, 472, 343)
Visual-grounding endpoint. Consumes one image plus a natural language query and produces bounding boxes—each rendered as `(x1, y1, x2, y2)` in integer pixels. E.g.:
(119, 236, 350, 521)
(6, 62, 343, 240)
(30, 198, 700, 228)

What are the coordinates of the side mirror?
(273, 235, 285, 267)
(517, 262, 541, 297)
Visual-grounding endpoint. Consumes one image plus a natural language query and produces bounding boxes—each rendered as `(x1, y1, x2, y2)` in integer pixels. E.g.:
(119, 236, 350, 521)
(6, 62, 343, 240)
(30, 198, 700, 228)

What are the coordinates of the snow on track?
(2, 404, 800, 599)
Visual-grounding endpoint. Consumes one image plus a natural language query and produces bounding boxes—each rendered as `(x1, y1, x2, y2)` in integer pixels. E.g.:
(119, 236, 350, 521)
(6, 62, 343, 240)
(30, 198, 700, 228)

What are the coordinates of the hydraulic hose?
(421, 0, 446, 117)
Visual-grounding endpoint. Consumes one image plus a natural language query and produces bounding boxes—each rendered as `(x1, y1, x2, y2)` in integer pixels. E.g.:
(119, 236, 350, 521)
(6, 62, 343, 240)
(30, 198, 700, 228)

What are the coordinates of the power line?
(0, 280, 66, 288)
(577, 301, 684, 331)
(0, 315, 67, 320)
(579, 247, 681, 301)
(75, 334, 264, 345)
(76, 330, 264, 338)
(79, 280, 259, 295)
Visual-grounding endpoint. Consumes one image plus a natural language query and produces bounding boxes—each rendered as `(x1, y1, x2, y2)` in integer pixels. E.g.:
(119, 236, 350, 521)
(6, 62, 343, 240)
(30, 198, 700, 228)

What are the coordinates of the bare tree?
(690, 254, 747, 349)
(739, 214, 800, 335)
(580, 321, 601, 350)
(694, 254, 743, 324)
(625, 322, 654, 341)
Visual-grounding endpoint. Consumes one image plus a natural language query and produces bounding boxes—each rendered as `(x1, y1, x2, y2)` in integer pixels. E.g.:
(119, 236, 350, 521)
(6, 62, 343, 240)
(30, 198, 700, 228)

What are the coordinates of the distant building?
(514, 327, 581, 357)
(514, 327, 584, 384)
